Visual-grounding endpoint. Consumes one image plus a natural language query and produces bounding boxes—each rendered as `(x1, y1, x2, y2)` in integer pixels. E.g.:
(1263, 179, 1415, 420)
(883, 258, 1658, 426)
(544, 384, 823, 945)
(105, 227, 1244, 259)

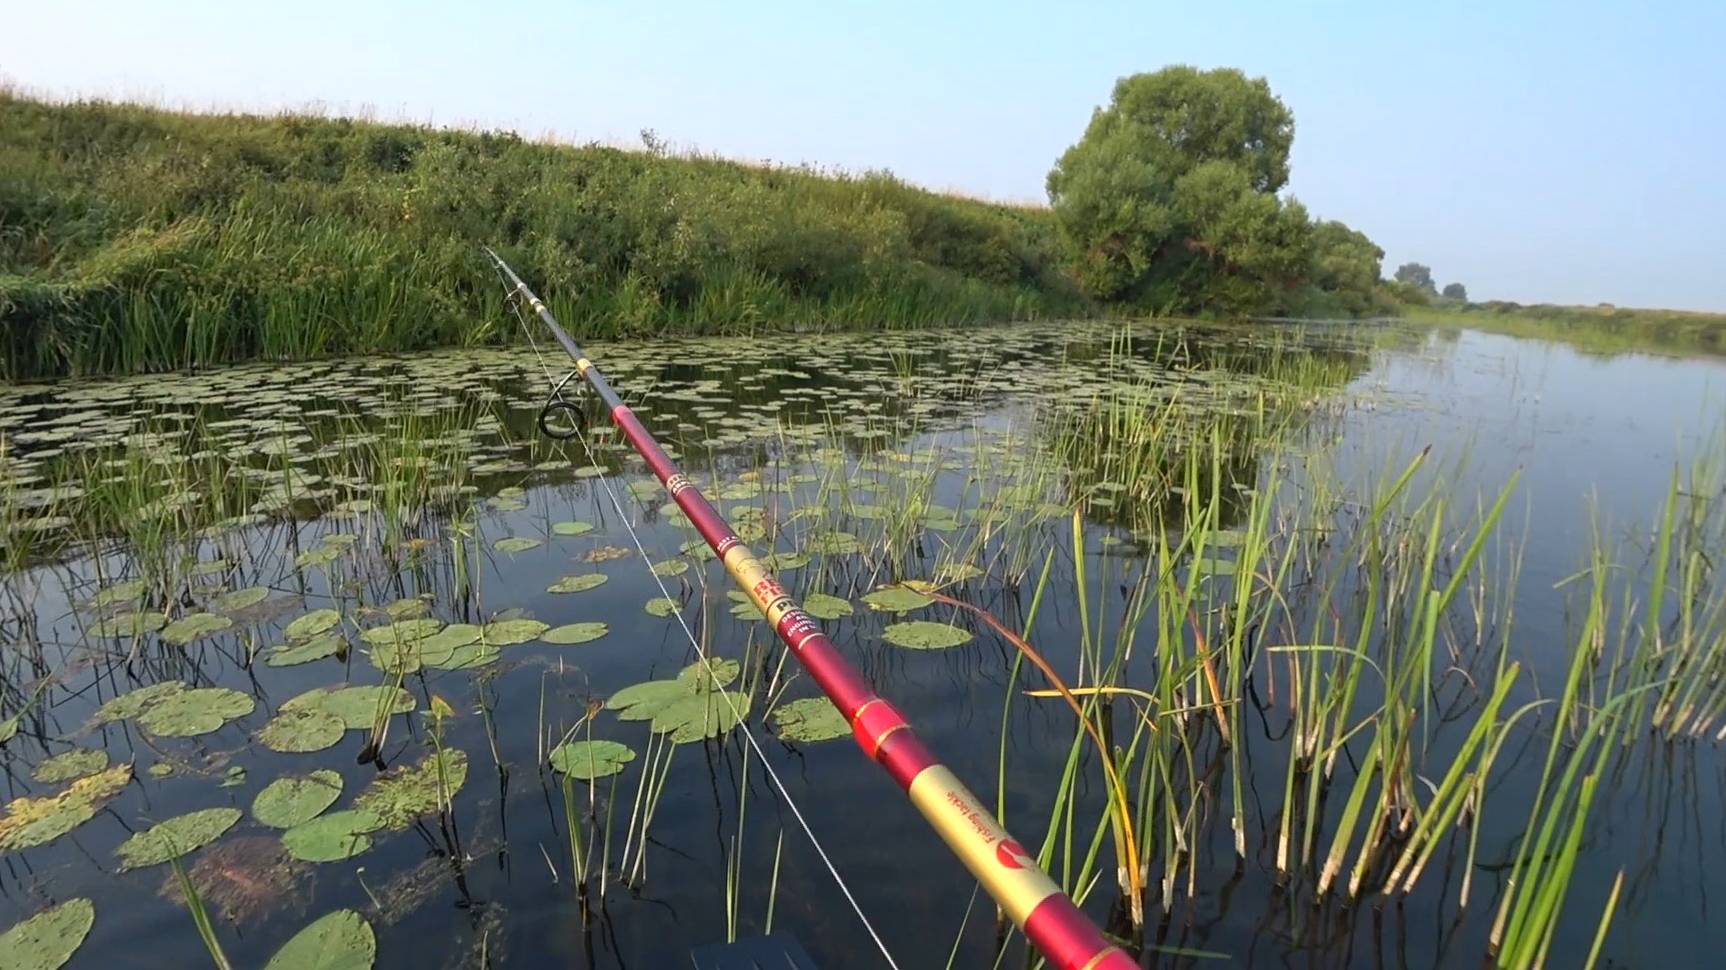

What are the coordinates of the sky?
(4, 1, 1723, 310)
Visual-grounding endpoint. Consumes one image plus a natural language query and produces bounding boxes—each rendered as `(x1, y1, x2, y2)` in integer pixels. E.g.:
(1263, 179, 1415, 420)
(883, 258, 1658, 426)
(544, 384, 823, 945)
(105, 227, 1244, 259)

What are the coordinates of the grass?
(0, 90, 1092, 379)
(1408, 302, 1726, 358)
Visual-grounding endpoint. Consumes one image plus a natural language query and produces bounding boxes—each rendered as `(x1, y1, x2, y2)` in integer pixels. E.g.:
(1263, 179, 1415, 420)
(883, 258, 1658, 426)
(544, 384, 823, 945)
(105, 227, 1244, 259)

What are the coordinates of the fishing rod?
(485, 249, 1133, 970)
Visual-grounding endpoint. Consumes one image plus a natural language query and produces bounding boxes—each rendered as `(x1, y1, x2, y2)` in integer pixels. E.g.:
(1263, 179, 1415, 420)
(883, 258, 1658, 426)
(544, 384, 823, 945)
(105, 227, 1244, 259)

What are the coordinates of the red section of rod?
(1024, 895, 1137, 969)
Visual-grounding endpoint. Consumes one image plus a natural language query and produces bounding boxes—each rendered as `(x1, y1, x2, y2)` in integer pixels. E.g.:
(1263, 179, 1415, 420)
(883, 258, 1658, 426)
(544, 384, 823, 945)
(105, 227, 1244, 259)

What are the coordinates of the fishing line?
(493, 266, 902, 969)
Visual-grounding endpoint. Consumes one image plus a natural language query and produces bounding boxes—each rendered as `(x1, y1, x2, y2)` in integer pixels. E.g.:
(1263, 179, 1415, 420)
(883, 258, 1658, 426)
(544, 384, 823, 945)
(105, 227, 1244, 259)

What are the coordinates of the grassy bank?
(0, 92, 1091, 379)
(1407, 302, 1726, 357)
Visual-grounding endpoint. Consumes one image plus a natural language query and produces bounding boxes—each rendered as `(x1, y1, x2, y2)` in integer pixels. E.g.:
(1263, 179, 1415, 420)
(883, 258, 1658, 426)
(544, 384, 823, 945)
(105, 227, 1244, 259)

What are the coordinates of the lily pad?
(161, 613, 233, 646)
(548, 740, 636, 780)
(257, 708, 345, 754)
(492, 536, 542, 554)
(281, 810, 382, 863)
(546, 573, 608, 594)
(426, 640, 499, 671)
(542, 622, 609, 645)
(89, 611, 167, 638)
(282, 686, 414, 730)
(551, 521, 595, 536)
(32, 749, 109, 784)
(482, 618, 548, 646)
(0, 764, 133, 852)
(284, 609, 342, 640)
(650, 559, 689, 577)
(264, 909, 376, 970)
(1192, 557, 1239, 577)
(358, 619, 441, 647)
(644, 597, 679, 617)
(89, 578, 149, 608)
(770, 697, 850, 743)
(653, 691, 752, 743)
(802, 593, 853, 620)
(116, 807, 242, 870)
(212, 586, 271, 613)
(678, 657, 740, 691)
(0, 897, 94, 970)
(607, 680, 694, 721)
(352, 750, 467, 830)
(861, 586, 934, 613)
(136, 688, 255, 737)
(420, 623, 481, 653)
(90, 681, 186, 725)
(254, 771, 344, 829)
(882, 621, 973, 650)
(267, 635, 345, 667)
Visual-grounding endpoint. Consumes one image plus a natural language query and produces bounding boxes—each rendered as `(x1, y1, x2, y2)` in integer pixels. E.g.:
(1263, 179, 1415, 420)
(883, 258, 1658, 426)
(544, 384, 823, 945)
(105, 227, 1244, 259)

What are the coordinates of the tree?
(1047, 67, 1303, 310)
(1394, 262, 1436, 294)
(1441, 282, 1468, 301)
(1309, 221, 1385, 315)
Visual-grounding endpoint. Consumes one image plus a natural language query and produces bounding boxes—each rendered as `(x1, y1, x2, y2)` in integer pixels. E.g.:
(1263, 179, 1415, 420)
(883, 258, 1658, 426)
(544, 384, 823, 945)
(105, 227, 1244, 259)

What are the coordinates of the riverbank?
(1407, 302, 1726, 358)
(0, 93, 1091, 379)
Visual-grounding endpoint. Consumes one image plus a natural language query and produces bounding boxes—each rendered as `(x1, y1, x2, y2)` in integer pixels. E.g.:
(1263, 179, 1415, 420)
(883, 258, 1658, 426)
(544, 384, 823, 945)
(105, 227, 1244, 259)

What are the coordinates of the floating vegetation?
(860, 586, 934, 613)
(770, 698, 850, 743)
(281, 810, 383, 863)
(282, 686, 414, 731)
(482, 618, 548, 646)
(542, 622, 609, 645)
(0, 898, 94, 970)
(0, 763, 133, 852)
(135, 688, 255, 738)
(159, 836, 310, 924)
(253, 771, 344, 829)
(256, 708, 345, 754)
(116, 808, 243, 871)
(31, 748, 109, 784)
(266, 635, 345, 667)
(160, 612, 235, 646)
(546, 573, 607, 593)
(351, 750, 468, 830)
(881, 620, 973, 650)
(284, 608, 342, 639)
(549, 739, 636, 779)
(802, 592, 854, 620)
(263, 910, 376, 970)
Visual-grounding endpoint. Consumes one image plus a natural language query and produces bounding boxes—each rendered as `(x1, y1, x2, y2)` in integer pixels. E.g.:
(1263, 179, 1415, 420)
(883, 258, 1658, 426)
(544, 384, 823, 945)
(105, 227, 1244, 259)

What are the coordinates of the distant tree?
(1047, 66, 1306, 311)
(1441, 282, 1467, 301)
(1394, 262, 1437, 294)
(1309, 220, 1385, 315)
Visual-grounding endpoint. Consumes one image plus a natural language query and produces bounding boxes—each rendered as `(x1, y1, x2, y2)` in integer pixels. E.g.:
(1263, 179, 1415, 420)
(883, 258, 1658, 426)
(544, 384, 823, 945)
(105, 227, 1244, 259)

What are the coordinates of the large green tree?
(1046, 66, 1312, 314)
(1309, 220, 1386, 315)
(1394, 262, 1437, 293)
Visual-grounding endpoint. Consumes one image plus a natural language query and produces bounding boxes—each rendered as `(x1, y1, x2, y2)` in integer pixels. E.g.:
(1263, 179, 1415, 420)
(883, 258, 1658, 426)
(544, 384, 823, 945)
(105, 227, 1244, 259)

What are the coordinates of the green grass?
(1407, 302, 1726, 357)
(0, 91, 1092, 378)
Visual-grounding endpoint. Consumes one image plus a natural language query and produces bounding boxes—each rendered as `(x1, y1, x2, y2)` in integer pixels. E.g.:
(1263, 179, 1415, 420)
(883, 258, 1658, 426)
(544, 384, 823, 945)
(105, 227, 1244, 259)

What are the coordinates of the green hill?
(0, 92, 1087, 378)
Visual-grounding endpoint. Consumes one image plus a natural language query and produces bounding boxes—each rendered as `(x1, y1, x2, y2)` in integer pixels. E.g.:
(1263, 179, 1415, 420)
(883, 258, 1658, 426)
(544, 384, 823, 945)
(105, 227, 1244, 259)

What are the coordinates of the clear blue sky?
(5, 1, 1722, 310)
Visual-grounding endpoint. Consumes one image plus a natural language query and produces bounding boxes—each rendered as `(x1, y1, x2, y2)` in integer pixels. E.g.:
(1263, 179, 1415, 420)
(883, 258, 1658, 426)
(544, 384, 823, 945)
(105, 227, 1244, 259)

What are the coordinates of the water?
(0, 321, 1722, 968)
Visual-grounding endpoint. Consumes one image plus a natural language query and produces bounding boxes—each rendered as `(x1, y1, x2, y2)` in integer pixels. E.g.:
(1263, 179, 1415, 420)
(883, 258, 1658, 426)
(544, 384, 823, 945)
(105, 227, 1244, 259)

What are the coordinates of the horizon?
(4, 1, 1722, 312)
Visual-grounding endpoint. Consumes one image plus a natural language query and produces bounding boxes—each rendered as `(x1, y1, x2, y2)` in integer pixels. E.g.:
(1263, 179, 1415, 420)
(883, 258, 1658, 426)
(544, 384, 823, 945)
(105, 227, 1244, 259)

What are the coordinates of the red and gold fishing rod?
(486, 250, 1134, 970)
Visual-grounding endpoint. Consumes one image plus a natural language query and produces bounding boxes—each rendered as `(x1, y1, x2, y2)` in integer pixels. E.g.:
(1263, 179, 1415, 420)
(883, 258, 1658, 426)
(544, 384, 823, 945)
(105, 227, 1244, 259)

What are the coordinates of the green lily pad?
(426, 640, 499, 670)
(137, 688, 255, 737)
(89, 578, 149, 608)
(282, 686, 415, 730)
(358, 619, 441, 647)
(802, 593, 853, 620)
(0, 763, 133, 852)
(551, 521, 595, 537)
(548, 740, 636, 780)
(493, 536, 542, 554)
(253, 771, 344, 829)
(882, 621, 973, 650)
(352, 750, 467, 830)
(420, 623, 481, 653)
(644, 597, 679, 617)
(547, 573, 608, 594)
(0, 897, 94, 970)
(1192, 557, 1239, 577)
(770, 697, 850, 743)
(90, 681, 186, 725)
(285, 609, 342, 640)
(264, 909, 376, 970)
(934, 563, 985, 583)
(653, 691, 752, 743)
(32, 749, 109, 784)
(116, 807, 241, 870)
(257, 708, 345, 753)
(482, 619, 547, 645)
(212, 586, 271, 613)
(607, 680, 693, 721)
(650, 559, 689, 577)
(89, 611, 167, 638)
(542, 623, 609, 645)
(678, 657, 740, 691)
(161, 613, 233, 646)
(267, 635, 345, 667)
(861, 586, 933, 613)
(281, 810, 382, 863)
